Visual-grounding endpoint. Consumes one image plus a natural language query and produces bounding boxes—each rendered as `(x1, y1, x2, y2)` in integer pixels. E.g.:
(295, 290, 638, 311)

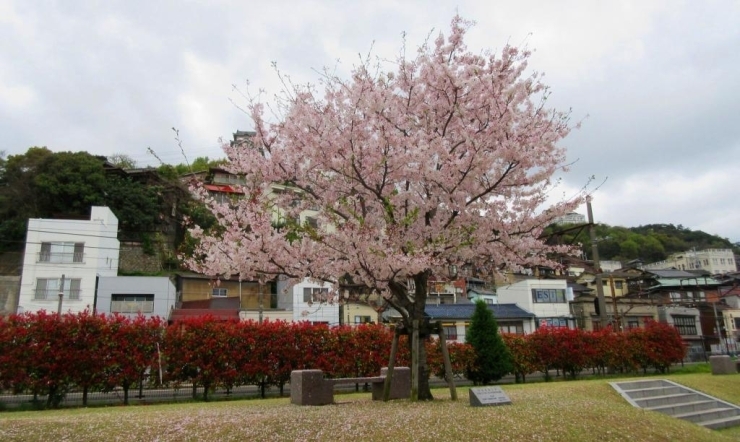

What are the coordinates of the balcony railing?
(38, 252, 85, 264)
(34, 289, 82, 300)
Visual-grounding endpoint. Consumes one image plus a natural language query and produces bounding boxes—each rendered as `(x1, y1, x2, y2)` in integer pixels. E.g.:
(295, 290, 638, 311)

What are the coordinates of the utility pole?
(57, 274, 65, 316)
(258, 281, 264, 325)
(609, 275, 621, 332)
(587, 197, 608, 327)
(712, 301, 726, 355)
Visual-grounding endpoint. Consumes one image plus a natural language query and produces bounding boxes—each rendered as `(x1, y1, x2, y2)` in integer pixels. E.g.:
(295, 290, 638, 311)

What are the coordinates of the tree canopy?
(187, 16, 585, 400)
(0, 148, 166, 251)
(545, 222, 739, 263)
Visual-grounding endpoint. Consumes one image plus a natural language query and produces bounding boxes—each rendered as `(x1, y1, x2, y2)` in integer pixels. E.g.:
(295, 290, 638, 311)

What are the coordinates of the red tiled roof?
(204, 184, 243, 194)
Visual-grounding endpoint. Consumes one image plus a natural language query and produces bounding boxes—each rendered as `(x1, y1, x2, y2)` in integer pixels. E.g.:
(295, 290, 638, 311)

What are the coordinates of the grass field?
(1, 372, 739, 441)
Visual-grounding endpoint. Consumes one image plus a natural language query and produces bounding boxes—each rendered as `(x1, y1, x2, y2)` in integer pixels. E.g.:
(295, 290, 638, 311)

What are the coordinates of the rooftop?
(424, 303, 535, 320)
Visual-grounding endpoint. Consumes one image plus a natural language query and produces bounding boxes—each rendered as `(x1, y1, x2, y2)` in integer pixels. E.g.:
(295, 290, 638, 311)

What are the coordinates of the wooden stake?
(437, 321, 457, 401)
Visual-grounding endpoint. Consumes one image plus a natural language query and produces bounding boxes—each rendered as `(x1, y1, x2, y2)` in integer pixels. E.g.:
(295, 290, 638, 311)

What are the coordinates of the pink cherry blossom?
(186, 15, 586, 400)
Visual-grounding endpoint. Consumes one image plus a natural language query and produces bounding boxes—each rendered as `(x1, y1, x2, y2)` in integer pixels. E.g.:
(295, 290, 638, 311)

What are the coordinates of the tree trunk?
(415, 338, 433, 400)
(388, 271, 435, 401)
(203, 381, 210, 401)
(123, 380, 130, 405)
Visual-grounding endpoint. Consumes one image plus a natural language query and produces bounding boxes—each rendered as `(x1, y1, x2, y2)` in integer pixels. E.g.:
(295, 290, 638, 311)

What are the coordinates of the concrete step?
(610, 379, 740, 431)
(615, 379, 671, 390)
(647, 400, 720, 416)
(702, 415, 740, 430)
(634, 392, 703, 408)
(621, 385, 684, 399)
(673, 407, 740, 424)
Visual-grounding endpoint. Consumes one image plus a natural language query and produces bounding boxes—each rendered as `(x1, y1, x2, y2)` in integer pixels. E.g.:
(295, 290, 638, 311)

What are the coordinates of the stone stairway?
(610, 379, 740, 430)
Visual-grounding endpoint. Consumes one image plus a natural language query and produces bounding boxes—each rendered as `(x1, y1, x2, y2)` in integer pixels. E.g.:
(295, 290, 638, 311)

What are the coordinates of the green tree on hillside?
(544, 222, 738, 263)
(0, 148, 166, 251)
(465, 300, 512, 385)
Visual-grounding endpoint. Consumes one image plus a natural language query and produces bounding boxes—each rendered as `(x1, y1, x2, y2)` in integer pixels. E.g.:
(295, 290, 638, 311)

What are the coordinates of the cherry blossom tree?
(186, 15, 585, 400)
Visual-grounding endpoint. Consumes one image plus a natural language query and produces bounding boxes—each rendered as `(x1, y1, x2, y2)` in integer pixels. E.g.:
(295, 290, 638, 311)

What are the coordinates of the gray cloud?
(1, 0, 738, 241)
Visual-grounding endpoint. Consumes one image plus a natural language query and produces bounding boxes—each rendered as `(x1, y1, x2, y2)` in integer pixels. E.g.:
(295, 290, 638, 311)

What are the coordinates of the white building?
(17, 207, 120, 314)
(496, 279, 574, 328)
(643, 249, 736, 274)
(553, 212, 586, 226)
(96, 276, 177, 319)
(277, 278, 340, 325)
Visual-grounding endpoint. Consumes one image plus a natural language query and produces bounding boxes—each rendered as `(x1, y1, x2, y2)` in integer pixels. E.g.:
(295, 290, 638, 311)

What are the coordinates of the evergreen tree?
(465, 300, 513, 385)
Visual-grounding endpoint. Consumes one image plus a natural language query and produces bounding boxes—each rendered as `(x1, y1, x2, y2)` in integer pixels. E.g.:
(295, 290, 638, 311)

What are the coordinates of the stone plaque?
(469, 386, 512, 407)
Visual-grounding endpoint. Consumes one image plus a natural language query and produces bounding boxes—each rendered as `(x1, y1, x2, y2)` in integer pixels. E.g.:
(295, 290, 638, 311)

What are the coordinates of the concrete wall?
(0, 276, 20, 316)
(97, 276, 177, 319)
(118, 243, 164, 274)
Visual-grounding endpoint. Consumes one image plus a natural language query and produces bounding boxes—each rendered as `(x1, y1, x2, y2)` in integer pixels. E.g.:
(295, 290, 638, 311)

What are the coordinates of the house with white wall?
(17, 206, 120, 314)
(284, 278, 340, 325)
(496, 279, 575, 329)
(96, 276, 177, 319)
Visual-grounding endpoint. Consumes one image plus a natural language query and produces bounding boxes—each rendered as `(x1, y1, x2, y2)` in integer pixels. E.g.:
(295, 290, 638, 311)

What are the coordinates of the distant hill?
(545, 223, 739, 264)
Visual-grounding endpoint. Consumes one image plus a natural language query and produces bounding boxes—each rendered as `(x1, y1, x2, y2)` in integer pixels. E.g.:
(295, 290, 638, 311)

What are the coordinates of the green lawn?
(1, 373, 739, 441)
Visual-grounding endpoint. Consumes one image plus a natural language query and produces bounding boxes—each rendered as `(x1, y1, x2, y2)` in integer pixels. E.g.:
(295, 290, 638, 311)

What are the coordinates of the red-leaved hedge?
(0, 312, 687, 406)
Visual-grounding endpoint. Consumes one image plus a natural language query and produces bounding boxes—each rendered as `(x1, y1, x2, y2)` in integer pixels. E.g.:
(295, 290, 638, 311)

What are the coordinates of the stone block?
(372, 367, 411, 400)
(709, 355, 737, 375)
(290, 370, 333, 405)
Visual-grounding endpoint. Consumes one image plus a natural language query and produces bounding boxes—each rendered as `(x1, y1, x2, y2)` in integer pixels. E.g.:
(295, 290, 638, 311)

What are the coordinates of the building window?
(694, 291, 705, 300)
(499, 322, 524, 334)
(531, 289, 566, 303)
(35, 278, 81, 300)
(734, 318, 740, 330)
(539, 318, 568, 328)
(212, 288, 228, 297)
(669, 292, 681, 302)
(484, 298, 495, 305)
(303, 287, 329, 303)
(614, 281, 623, 290)
(111, 294, 154, 314)
(354, 315, 372, 324)
(39, 242, 84, 263)
(627, 318, 640, 329)
(305, 216, 319, 229)
(443, 325, 457, 340)
(673, 315, 697, 336)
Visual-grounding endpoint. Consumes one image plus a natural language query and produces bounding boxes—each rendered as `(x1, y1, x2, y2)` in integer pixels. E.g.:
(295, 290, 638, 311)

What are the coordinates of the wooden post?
(411, 319, 419, 402)
(437, 321, 457, 401)
(382, 325, 399, 402)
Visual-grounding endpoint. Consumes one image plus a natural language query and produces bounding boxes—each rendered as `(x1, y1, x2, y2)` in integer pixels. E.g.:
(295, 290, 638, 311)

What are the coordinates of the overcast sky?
(2, 1, 738, 242)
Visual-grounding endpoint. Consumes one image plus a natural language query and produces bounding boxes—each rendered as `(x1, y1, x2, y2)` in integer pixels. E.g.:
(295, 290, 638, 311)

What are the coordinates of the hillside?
(545, 222, 740, 264)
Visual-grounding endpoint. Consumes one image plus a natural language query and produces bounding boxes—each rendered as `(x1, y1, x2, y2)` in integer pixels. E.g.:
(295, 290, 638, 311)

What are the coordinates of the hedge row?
(0, 312, 686, 407)
(502, 320, 688, 382)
